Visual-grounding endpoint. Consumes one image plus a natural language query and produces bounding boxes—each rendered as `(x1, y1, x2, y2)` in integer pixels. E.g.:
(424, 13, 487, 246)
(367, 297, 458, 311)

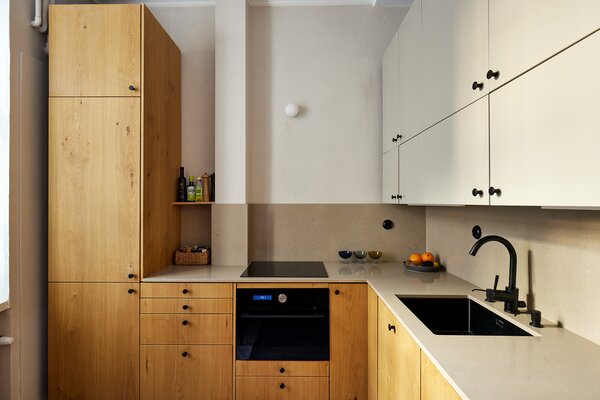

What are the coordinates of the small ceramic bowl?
(368, 251, 383, 263)
(353, 251, 367, 263)
(338, 250, 353, 263)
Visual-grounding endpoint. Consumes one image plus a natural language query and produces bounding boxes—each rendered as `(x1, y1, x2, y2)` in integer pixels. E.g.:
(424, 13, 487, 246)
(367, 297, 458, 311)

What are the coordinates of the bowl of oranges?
(403, 252, 442, 272)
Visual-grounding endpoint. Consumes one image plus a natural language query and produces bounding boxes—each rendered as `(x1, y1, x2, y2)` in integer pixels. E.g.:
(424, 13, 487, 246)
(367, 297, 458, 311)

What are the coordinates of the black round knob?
(128, 85, 135, 91)
(472, 81, 484, 90)
(279, 367, 285, 373)
(181, 351, 188, 357)
(182, 320, 189, 326)
(486, 70, 500, 80)
(382, 219, 394, 230)
(128, 273, 135, 279)
(334, 290, 340, 295)
(182, 289, 189, 294)
(388, 324, 396, 333)
(472, 188, 483, 197)
(128, 289, 135, 294)
(279, 383, 285, 389)
(182, 305, 189, 311)
(488, 187, 501, 196)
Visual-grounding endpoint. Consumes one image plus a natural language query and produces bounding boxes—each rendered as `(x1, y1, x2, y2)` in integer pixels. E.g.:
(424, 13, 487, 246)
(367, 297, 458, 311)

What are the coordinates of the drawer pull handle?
(182, 320, 189, 326)
(128, 289, 135, 294)
(128, 85, 136, 91)
(279, 383, 285, 389)
(182, 289, 189, 294)
(486, 69, 500, 80)
(472, 188, 483, 197)
(279, 367, 285, 373)
(182, 305, 189, 311)
(334, 290, 340, 295)
(388, 323, 396, 333)
(181, 352, 188, 358)
(128, 273, 135, 279)
(488, 187, 501, 196)
(472, 81, 484, 90)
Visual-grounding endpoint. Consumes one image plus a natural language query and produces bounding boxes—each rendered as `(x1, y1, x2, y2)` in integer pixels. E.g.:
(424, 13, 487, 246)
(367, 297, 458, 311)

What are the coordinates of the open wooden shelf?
(172, 202, 214, 206)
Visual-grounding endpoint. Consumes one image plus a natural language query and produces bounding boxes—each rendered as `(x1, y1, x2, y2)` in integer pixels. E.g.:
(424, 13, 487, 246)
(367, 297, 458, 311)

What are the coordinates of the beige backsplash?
(426, 206, 600, 345)
(248, 204, 425, 263)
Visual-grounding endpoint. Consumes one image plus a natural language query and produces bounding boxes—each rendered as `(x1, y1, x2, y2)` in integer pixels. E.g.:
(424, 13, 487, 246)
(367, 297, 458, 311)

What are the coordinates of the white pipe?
(39, 0, 49, 33)
(31, 0, 42, 28)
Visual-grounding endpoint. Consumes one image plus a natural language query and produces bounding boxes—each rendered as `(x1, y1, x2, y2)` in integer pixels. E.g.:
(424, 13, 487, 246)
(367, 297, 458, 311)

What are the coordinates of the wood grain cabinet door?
(329, 284, 367, 400)
(48, 97, 140, 282)
(49, 4, 141, 97)
(141, 345, 233, 400)
(421, 352, 461, 400)
(48, 283, 139, 400)
(236, 377, 329, 400)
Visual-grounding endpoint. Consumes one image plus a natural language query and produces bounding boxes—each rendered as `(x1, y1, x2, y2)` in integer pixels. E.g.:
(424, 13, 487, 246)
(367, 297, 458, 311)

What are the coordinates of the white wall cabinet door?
(397, 0, 422, 144)
(490, 30, 600, 207)
(419, 97, 489, 206)
(398, 137, 421, 205)
(383, 149, 399, 204)
(383, 30, 400, 154)
(488, 0, 600, 92)
(421, 0, 488, 130)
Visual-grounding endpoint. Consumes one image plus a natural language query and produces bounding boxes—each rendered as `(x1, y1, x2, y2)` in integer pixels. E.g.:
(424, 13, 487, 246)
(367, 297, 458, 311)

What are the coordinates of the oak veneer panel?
(48, 283, 139, 400)
(140, 6, 182, 279)
(235, 361, 329, 377)
(49, 4, 140, 97)
(377, 299, 420, 400)
(141, 298, 232, 314)
(421, 352, 462, 400)
(140, 314, 232, 345)
(141, 283, 232, 298)
(236, 283, 328, 289)
(141, 345, 232, 400)
(329, 283, 367, 400)
(367, 286, 378, 400)
(235, 377, 329, 400)
(48, 97, 140, 282)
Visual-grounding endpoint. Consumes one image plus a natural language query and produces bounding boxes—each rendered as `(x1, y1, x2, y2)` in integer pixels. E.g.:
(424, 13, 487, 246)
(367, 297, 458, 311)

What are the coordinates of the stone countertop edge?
(143, 262, 600, 400)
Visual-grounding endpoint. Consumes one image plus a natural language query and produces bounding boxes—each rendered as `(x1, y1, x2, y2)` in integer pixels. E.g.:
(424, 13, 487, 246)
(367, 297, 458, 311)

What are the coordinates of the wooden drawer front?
(141, 298, 232, 314)
(141, 345, 232, 400)
(236, 377, 329, 400)
(236, 361, 329, 377)
(141, 283, 232, 298)
(140, 314, 232, 345)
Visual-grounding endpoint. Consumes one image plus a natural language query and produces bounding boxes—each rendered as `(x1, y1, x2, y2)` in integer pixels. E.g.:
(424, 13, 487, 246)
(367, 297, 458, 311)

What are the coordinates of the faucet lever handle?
(493, 274, 500, 291)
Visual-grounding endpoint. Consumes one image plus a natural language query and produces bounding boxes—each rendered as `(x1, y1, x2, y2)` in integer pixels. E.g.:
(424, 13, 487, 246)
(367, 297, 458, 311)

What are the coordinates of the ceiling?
(94, 0, 412, 6)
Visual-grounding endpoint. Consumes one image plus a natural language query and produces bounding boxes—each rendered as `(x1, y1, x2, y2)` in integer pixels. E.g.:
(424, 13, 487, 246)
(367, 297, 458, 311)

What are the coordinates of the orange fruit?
(409, 253, 422, 264)
(422, 252, 435, 262)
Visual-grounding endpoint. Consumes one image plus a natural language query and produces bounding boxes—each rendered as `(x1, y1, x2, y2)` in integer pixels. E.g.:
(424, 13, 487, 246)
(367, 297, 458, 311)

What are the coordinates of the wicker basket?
(174, 249, 210, 266)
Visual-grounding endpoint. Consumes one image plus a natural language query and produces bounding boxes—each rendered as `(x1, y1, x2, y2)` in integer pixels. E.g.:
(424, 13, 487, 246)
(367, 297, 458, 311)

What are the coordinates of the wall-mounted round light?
(284, 103, 299, 118)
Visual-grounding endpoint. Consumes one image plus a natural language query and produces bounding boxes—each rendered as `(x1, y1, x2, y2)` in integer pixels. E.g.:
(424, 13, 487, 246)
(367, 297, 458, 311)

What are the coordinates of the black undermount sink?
(397, 296, 532, 337)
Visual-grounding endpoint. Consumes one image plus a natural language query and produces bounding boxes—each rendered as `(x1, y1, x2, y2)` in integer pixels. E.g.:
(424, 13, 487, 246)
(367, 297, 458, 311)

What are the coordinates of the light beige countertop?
(145, 262, 600, 400)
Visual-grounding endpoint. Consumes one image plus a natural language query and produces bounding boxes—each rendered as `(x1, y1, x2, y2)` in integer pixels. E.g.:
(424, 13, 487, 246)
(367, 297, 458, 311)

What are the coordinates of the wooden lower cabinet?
(141, 345, 232, 400)
(377, 299, 420, 400)
(48, 283, 139, 400)
(367, 286, 378, 400)
(236, 377, 329, 400)
(421, 352, 461, 400)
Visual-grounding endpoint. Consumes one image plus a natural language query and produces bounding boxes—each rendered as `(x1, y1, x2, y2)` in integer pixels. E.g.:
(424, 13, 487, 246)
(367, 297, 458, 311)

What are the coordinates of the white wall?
(247, 6, 405, 204)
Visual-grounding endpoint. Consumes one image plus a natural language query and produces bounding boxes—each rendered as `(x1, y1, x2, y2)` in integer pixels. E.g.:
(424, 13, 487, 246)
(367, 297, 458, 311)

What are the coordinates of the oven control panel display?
(252, 295, 273, 301)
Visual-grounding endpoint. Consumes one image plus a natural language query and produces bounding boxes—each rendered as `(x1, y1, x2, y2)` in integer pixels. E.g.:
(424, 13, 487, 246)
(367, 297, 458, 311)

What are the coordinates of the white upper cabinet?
(382, 149, 399, 204)
(488, 0, 600, 92)
(382, 31, 400, 154)
(421, 0, 488, 130)
(398, 137, 420, 205)
(490, 30, 600, 207)
(419, 97, 489, 206)
(397, 0, 422, 144)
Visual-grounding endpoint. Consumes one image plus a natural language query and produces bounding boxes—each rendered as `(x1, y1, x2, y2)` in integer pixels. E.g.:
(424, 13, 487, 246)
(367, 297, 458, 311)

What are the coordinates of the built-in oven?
(236, 288, 329, 361)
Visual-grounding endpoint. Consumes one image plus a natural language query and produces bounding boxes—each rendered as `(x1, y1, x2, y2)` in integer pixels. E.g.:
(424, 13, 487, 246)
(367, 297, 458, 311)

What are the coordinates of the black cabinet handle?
(279, 383, 285, 389)
(182, 320, 189, 326)
(128, 289, 135, 294)
(128, 85, 136, 91)
(392, 137, 398, 143)
(488, 187, 501, 196)
(472, 188, 483, 197)
(181, 351, 188, 358)
(486, 70, 500, 80)
(391, 195, 397, 200)
(279, 367, 285, 373)
(334, 290, 340, 295)
(392, 134, 403, 143)
(182, 289, 189, 294)
(182, 305, 189, 311)
(128, 273, 135, 279)
(472, 81, 484, 90)
(388, 323, 396, 333)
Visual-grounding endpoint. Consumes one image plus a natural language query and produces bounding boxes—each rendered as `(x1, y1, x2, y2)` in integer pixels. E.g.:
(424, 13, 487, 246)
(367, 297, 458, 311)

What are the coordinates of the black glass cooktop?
(241, 261, 328, 278)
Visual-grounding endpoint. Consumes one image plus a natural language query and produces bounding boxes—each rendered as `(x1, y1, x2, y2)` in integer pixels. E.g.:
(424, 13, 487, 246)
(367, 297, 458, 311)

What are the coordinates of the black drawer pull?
(279, 383, 285, 389)
(388, 324, 396, 333)
(182, 320, 189, 326)
(182, 305, 189, 311)
(279, 367, 285, 373)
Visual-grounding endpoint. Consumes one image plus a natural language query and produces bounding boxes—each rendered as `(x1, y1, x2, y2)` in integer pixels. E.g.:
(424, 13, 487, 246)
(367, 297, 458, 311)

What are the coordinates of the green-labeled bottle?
(186, 175, 196, 201)
(194, 177, 203, 202)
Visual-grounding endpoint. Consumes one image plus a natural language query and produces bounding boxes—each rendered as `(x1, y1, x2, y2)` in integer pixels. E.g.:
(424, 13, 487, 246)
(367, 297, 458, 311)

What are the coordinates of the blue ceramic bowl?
(338, 250, 353, 260)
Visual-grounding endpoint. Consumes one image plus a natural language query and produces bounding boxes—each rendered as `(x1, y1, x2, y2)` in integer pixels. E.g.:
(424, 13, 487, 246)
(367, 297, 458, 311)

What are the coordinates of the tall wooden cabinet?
(48, 5, 181, 399)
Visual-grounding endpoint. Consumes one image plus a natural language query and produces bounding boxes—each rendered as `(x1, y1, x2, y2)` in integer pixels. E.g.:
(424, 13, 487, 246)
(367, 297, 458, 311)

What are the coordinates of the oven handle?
(238, 314, 327, 319)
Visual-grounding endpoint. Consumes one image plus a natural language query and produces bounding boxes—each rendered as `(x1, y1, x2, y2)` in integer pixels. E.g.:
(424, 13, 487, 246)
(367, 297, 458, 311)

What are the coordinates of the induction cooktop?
(241, 261, 328, 278)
